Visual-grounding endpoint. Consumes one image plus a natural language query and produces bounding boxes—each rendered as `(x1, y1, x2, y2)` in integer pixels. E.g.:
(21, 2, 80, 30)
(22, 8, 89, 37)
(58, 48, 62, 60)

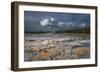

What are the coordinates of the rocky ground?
(24, 36, 90, 61)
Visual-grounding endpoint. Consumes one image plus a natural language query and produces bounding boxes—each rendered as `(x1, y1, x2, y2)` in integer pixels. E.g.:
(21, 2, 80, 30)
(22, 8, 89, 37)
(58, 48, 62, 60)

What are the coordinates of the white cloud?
(40, 17, 56, 27)
(57, 22, 65, 26)
(40, 18, 49, 26)
(81, 23, 86, 27)
(50, 17, 55, 21)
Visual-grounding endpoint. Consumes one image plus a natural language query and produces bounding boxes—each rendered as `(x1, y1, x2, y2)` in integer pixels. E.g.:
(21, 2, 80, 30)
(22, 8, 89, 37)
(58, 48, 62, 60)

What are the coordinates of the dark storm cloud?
(24, 11, 90, 32)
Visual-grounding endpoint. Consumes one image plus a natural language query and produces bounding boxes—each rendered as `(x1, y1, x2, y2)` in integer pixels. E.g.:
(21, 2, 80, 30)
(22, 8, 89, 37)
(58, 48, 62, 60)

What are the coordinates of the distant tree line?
(55, 27, 90, 34)
(25, 28, 90, 34)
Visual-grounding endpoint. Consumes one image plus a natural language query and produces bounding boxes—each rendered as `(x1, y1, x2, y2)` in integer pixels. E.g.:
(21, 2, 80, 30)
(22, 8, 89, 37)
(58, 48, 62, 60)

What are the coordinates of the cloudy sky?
(24, 11, 90, 33)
